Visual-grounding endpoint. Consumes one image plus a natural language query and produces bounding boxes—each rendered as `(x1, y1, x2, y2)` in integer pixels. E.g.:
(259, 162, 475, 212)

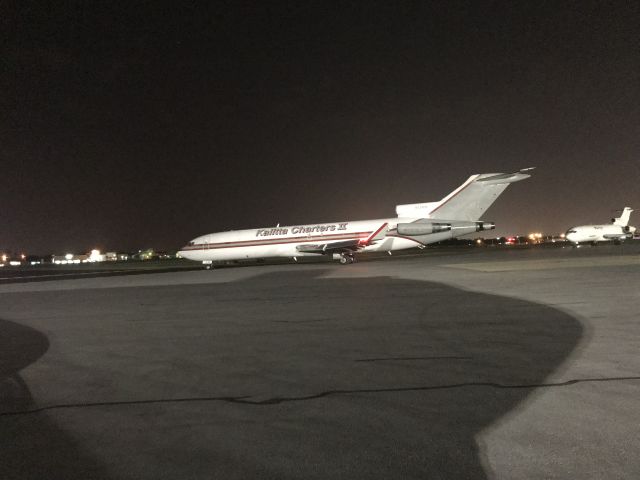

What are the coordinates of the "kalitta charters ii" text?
(255, 223, 349, 237)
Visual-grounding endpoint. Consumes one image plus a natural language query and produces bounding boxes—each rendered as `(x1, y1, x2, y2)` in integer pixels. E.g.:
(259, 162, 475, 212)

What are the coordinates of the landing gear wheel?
(339, 254, 356, 265)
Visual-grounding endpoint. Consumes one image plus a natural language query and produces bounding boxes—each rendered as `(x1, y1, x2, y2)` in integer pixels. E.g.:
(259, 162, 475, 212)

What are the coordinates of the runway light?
(21, 254, 26, 260)
(1, 254, 7, 262)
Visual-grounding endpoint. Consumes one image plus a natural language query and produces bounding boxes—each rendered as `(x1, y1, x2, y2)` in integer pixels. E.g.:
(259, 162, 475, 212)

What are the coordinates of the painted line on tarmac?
(0, 270, 133, 281)
(2, 375, 640, 416)
(0, 267, 202, 284)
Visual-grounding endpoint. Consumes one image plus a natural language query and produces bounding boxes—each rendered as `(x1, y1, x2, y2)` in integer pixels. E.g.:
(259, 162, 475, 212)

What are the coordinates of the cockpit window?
(188, 241, 196, 246)
(566, 230, 577, 234)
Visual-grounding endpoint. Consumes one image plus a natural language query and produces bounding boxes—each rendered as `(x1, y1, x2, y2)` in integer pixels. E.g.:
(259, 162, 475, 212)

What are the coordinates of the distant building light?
(9, 261, 21, 266)
(88, 249, 104, 263)
(65, 253, 74, 260)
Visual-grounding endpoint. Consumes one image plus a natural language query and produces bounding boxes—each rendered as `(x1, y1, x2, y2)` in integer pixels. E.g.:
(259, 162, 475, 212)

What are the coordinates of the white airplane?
(179, 168, 534, 267)
(565, 207, 636, 245)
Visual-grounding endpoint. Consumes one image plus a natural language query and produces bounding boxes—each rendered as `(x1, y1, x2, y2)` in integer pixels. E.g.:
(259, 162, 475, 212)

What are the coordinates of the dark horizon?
(2, 2, 639, 254)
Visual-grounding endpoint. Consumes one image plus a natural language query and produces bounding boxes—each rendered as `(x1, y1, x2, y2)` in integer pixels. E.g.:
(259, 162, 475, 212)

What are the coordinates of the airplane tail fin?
(396, 168, 534, 221)
(612, 207, 634, 227)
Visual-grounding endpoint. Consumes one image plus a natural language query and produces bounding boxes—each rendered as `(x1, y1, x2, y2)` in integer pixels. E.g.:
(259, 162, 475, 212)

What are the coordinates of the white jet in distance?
(565, 207, 636, 245)
(179, 168, 534, 267)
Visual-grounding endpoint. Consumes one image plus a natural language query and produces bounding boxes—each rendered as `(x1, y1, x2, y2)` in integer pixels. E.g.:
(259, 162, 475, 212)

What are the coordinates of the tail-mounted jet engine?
(475, 221, 495, 232)
(397, 222, 452, 236)
(397, 221, 495, 236)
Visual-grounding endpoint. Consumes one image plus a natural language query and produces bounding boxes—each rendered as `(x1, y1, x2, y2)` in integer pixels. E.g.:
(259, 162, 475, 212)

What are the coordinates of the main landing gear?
(339, 253, 356, 265)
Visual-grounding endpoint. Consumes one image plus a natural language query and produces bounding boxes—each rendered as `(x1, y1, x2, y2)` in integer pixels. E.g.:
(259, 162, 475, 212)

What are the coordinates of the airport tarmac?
(1, 244, 639, 479)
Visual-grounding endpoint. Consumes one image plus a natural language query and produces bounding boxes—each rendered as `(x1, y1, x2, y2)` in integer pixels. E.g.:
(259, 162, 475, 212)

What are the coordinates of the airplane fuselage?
(179, 217, 458, 262)
(179, 169, 532, 265)
(565, 224, 635, 244)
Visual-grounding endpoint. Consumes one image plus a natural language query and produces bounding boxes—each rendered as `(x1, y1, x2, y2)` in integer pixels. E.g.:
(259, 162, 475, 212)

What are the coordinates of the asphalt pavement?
(1, 244, 639, 479)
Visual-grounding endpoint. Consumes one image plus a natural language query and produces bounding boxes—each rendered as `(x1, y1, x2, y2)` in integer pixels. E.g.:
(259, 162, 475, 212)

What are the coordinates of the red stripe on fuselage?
(181, 231, 374, 251)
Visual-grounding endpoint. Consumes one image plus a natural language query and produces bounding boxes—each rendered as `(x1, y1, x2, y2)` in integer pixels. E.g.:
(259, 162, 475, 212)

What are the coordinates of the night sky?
(2, 1, 639, 254)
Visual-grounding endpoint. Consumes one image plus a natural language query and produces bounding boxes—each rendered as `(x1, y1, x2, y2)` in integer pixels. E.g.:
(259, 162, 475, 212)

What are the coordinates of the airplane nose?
(177, 241, 198, 260)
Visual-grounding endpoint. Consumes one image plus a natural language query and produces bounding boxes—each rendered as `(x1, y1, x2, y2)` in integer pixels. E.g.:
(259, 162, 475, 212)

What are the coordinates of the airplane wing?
(296, 223, 388, 254)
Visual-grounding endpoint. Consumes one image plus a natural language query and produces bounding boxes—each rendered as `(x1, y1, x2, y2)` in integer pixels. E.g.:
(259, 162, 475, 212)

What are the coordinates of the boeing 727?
(565, 207, 635, 245)
(179, 168, 534, 266)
